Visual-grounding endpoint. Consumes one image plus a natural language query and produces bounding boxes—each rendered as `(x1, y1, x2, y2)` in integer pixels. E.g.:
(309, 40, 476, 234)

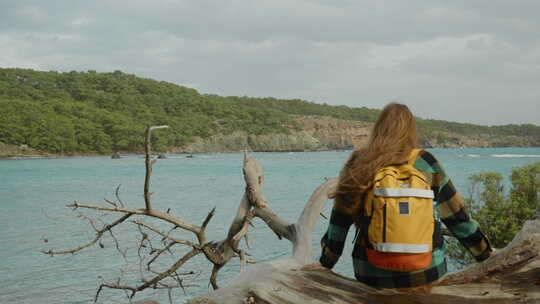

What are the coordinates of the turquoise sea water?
(1, 148, 540, 303)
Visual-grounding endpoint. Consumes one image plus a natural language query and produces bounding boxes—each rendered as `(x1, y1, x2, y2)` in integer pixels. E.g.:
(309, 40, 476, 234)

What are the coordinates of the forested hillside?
(0, 68, 538, 154)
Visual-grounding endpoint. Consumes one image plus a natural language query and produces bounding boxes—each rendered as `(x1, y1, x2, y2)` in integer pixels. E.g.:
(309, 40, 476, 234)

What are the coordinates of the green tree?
(447, 162, 540, 267)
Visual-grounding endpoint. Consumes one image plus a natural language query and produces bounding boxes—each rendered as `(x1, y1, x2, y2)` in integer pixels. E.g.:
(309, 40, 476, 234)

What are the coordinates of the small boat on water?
(111, 153, 123, 159)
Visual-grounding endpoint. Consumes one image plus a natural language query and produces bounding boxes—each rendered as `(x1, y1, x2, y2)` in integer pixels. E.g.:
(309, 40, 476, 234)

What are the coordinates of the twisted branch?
(41, 213, 132, 255)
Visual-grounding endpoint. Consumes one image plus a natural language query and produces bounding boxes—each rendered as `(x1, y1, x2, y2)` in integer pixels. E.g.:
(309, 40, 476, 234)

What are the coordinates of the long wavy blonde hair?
(334, 103, 418, 216)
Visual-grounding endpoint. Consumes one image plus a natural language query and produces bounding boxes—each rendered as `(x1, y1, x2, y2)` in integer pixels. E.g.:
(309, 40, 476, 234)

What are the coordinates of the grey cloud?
(4, 1, 539, 44)
(0, 0, 539, 125)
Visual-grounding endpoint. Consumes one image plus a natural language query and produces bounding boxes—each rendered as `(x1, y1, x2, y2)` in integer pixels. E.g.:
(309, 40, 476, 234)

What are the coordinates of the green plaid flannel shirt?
(319, 150, 493, 288)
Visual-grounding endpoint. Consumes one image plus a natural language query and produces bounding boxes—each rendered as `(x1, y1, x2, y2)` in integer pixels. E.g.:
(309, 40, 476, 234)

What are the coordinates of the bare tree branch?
(132, 220, 198, 248)
(226, 194, 251, 247)
(137, 248, 200, 293)
(201, 207, 216, 231)
(144, 125, 169, 211)
(108, 229, 127, 260)
(292, 178, 337, 264)
(45, 125, 221, 302)
(147, 242, 176, 270)
(42, 213, 132, 255)
(103, 198, 117, 207)
(115, 184, 125, 207)
(66, 203, 202, 236)
(242, 156, 267, 209)
(95, 248, 200, 301)
(209, 265, 221, 290)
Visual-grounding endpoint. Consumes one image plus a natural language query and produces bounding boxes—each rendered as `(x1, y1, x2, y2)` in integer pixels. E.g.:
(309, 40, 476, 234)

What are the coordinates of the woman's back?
(318, 103, 493, 289)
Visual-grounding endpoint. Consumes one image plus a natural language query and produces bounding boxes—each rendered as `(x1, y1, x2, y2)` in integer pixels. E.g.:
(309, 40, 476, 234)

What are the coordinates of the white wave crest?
(491, 154, 540, 158)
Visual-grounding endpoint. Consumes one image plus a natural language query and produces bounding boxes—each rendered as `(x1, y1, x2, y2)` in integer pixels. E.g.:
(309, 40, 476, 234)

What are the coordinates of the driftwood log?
(188, 155, 540, 304)
(43, 126, 540, 303)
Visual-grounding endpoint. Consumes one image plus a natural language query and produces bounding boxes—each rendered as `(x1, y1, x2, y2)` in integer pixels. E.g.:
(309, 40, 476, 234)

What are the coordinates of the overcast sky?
(1, 1, 539, 125)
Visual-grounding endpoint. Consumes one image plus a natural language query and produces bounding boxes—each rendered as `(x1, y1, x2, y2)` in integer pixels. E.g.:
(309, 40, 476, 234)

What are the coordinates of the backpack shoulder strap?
(407, 148, 423, 166)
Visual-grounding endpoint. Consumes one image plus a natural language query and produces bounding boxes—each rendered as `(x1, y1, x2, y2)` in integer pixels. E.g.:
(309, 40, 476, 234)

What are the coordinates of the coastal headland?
(1, 68, 538, 158)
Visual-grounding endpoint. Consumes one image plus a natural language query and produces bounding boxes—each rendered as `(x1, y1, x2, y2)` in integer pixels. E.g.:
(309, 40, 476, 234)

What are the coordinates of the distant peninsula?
(1, 68, 538, 157)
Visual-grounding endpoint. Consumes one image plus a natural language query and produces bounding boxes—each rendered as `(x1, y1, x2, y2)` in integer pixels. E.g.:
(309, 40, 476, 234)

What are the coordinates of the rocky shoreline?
(3, 140, 538, 160)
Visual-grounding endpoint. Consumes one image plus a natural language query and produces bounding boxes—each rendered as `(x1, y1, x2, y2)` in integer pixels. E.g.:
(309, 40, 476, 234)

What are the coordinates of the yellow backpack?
(363, 149, 436, 271)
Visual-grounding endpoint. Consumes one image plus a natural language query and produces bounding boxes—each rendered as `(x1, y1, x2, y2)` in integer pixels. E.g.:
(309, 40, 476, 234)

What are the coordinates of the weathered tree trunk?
(188, 156, 540, 304)
(188, 222, 540, 303)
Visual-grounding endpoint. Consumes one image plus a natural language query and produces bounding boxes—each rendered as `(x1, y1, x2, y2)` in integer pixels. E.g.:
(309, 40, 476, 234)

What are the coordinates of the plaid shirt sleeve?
(319, 202, 354, 269)
(416, 151, 493, 262)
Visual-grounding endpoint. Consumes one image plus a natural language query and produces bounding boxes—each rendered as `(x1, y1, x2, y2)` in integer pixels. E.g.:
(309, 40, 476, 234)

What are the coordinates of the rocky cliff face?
(0, 142, 52, 158)
(420, 132, 539, 149)
(175, 115, 538, 153)
(178, 116, 371, 153)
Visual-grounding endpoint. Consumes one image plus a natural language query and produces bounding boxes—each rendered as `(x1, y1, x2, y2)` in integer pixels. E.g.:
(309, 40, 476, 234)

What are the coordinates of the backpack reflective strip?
(372, 242, 430, 253)
(374, 187, 434, 199)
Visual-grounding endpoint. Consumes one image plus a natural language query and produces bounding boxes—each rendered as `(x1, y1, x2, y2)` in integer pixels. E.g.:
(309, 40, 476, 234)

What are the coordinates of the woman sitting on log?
(315, 103, 493, 290)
